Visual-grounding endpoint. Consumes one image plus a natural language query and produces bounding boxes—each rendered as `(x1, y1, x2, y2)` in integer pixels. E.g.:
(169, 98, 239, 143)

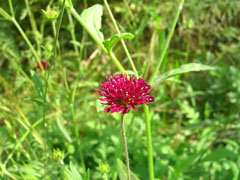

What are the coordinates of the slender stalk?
(103, 0, 139, 78)
(149, 0, 184, 84)
(144, 105, 154, 180)
(121, 116, 131, 180)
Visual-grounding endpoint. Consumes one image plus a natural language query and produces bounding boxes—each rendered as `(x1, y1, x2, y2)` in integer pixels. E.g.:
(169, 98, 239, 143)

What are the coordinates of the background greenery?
(0, 0, 239, 179)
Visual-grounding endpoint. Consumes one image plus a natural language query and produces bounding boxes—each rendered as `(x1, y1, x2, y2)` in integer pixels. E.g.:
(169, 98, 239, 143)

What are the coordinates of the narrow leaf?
(56, 117, 72, 143)
(0, 7, 12, 20)
(152, 63, 216, 87)
(30, 70, 44, 98)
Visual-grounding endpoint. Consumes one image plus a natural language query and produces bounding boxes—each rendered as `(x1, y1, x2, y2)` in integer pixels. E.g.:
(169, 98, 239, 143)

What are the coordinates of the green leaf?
(30, 70, 44, 99)
(56, 117, 72, 143)
(103, 33, 134, 52)
(228, 161, 239, 180)
(80, 4, 104, 42)
(202, 146, 237, 162)
(0, 7, 12, 21)
(152, 63, 216, 87)
(63, 162, 83, 180)
(84, 169, 90, 180)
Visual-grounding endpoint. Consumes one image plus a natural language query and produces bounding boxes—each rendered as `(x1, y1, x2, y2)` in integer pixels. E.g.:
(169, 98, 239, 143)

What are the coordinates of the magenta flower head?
(36, 61, 49, 70)
(97, 74, 154, 116)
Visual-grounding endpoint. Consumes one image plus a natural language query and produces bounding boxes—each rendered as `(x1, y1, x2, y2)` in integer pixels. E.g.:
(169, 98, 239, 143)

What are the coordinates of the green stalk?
(143, 1, 184, 180)
(103, 0, 139, 78)
(149, 0, 184, 84)
(144, 105, 154, 180)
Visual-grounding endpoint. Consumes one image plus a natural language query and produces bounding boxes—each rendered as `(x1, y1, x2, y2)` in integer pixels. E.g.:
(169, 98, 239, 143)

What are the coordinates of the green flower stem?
(70, 7, 126, 74)
(121, 116, 131, 180)
(149, 0, 185, 84)
(144, 105, 154, 180)
(103, 0, 139, 78)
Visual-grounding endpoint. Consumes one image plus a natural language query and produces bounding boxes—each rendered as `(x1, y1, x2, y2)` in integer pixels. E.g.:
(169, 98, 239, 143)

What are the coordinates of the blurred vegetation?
(0, 0, 240, 179)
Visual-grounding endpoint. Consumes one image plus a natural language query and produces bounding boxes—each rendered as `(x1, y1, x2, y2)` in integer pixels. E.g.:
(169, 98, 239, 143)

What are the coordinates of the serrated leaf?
(80, 4, 104, 42)
(103, 33, 134, 52)
(152, 63, 216, 87)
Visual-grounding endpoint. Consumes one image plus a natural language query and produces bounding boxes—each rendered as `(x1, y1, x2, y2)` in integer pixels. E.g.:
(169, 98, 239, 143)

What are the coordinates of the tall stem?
(121, 116, 131, 180)
(144, 105, 154, 180)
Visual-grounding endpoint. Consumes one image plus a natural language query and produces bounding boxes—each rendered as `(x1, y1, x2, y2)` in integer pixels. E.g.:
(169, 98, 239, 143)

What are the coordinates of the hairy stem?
(121, 116, 131, 180)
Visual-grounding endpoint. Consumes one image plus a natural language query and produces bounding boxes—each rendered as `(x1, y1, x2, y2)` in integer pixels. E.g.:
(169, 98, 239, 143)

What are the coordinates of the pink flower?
(36, 61, 49, 70)
(97, 74, 154, 115)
